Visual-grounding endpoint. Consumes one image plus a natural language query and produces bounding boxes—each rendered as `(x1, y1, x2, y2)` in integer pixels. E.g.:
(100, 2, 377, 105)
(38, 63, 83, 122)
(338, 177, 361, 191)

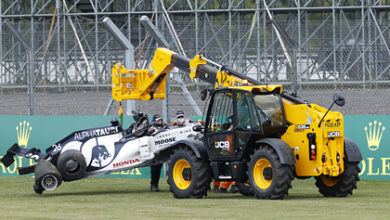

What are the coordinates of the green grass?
(0, 177, 388, 220)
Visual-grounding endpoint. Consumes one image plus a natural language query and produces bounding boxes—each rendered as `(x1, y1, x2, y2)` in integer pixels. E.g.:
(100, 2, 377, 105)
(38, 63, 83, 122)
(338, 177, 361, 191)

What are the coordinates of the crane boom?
(111, 47, 264, 102)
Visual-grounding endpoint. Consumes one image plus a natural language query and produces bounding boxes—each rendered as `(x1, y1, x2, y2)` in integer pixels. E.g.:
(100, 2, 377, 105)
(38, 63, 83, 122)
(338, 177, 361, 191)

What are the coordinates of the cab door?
(234, 90, 262, 158)
(204, 89, 262, 161)
(204, 90, 235, 160)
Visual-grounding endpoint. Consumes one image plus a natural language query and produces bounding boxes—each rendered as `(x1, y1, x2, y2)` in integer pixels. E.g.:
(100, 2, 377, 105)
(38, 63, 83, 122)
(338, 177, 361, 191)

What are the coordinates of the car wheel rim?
(320, 175, 338, 187)
(41, 174, 58, 191)
(253, 158, 273, 190)
(173, 159, 192, 190)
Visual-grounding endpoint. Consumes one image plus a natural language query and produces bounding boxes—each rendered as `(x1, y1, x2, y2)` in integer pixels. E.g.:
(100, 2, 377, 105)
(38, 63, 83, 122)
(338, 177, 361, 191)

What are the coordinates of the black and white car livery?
(1, 116, 202, 194)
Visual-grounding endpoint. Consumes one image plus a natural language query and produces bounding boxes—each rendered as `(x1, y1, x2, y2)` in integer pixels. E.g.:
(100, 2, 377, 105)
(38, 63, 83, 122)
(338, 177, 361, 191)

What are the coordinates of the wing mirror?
(318, 93, 346, 127)
(333, 94, 345, 107)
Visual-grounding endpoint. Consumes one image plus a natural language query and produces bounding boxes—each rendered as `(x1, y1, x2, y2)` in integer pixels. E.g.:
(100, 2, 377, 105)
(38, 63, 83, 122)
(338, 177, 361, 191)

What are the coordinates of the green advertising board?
(344, 116, 390, 180)
(0, 115, 389, 180)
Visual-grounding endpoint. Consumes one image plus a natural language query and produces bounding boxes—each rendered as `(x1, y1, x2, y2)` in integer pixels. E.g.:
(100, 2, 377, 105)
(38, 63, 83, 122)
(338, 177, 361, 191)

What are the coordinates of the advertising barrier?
(0, 115, 389, 180)
(345, 116, 390, 180)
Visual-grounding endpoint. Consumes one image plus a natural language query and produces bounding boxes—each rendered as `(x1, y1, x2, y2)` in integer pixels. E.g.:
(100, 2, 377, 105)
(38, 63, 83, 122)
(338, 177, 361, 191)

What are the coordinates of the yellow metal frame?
(281, 101, 344, 177)
(111, 48, 176, 101)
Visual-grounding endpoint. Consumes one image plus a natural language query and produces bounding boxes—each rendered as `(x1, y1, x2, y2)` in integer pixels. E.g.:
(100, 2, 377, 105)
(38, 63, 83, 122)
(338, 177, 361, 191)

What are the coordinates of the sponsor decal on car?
(74, 127, 119, 140)
(154, 137, 176, 145)
(113, 158, 140, 168)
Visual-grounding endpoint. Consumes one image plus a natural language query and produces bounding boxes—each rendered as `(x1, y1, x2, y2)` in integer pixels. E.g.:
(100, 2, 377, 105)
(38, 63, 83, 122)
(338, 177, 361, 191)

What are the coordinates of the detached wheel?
(236, 182, 254, 196)
(40, 174, 60, 191)
(315, 161, 360, 197)
(57, 150, 86, 181)
(168, 147, 210, 198)
(33, 183, 43, 194)
(35, 173, 61, 193)
(248, 145, 293, 199)
(33, 159, 63, 194)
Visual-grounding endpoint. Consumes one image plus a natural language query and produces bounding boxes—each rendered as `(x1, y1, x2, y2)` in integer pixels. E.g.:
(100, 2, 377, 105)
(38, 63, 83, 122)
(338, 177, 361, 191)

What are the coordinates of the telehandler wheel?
(168, 147, 210, 198)
(248, 145, 293, 199)
(236, 182, 254, 196)
(315, 161, 360, 197)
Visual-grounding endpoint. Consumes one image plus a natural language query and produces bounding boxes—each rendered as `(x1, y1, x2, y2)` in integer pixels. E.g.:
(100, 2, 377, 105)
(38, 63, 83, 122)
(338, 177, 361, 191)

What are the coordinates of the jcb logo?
(215, 141, 230, 151)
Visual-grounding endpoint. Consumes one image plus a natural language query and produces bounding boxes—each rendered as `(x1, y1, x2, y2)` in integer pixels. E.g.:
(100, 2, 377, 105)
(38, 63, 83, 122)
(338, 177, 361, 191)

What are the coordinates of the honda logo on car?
(113, 158, 140, 168)
(155, 137, 176, 145)
(215, 141, 229, 150)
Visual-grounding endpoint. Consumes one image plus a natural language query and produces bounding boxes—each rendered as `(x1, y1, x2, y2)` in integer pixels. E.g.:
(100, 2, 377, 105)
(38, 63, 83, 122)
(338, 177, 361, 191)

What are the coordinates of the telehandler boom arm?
(111, 47, 264, 101)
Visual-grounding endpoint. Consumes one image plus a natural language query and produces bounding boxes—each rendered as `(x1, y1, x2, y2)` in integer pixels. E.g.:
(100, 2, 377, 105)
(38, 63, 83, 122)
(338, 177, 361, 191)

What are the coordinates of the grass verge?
(0, 177, 388, 220)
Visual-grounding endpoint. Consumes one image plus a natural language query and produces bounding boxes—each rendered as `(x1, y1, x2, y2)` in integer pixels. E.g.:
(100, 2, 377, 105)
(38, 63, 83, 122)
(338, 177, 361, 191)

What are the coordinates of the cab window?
(207, 91, 233, 132)
(235, 91, 261, 131)
(253, 93, 285, 127)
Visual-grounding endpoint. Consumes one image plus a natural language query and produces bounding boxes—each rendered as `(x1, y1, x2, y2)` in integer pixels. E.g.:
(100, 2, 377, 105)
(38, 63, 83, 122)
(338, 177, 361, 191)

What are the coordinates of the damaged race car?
(1, 111, 203, 194)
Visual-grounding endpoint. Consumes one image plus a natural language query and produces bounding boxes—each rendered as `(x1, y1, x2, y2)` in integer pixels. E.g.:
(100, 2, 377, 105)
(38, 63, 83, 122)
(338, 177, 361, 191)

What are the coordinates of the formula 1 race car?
(1, 112, 202, 194)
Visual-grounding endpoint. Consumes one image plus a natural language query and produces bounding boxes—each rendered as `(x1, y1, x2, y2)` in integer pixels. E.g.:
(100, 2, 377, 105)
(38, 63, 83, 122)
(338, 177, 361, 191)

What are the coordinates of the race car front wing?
(1, 143, 46, 175)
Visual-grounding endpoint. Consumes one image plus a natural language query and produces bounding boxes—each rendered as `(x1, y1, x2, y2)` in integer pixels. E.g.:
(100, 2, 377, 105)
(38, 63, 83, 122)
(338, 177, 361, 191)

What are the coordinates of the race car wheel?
(248, 145, 293, 199)
(33, 159, 63, 194)
(57, 150, 86, 181)
(35, 173, 61, 193)
(40, 174, 60, 191)
(315, 161, 360, 197)
(168, 147, 210, 198)
(236, 182, 254, 196)
(33, 183, 43, 194)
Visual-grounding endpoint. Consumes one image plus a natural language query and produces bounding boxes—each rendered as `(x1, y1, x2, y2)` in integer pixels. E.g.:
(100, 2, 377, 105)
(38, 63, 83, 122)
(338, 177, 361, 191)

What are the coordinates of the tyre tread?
(168, 147, 211, 198)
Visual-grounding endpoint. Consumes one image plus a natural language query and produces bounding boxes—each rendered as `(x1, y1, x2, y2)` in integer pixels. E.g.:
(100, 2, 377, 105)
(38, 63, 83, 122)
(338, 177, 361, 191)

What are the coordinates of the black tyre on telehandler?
(236, 182, 254, 196)
(248, 145, 293, 199)
(315, 161, 360, 197)
(168, 147, 211, 198)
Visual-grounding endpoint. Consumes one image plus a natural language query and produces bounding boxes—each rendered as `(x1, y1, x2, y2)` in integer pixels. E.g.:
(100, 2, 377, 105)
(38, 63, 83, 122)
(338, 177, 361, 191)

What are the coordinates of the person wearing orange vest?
(213, 180, 238, 193)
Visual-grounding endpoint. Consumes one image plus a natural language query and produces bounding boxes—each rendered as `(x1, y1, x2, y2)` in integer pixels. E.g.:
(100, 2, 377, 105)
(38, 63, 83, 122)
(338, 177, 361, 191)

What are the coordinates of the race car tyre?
(40, 173, 60, 191)
(35, 173, 62, 192)
(57, 150, 86, 181)
(248, 145, 293, 199)
(315, 161, 360, 197)
(236, 182, 254, 196)
(33, 183, 43, 194)
(33, 159, 63, 194)
(168, 147, 211, 198)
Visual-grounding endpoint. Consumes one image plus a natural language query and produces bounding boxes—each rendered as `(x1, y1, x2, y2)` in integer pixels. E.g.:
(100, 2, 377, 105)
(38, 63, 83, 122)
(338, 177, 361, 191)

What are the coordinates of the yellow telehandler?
(111, 47, 362, 199)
